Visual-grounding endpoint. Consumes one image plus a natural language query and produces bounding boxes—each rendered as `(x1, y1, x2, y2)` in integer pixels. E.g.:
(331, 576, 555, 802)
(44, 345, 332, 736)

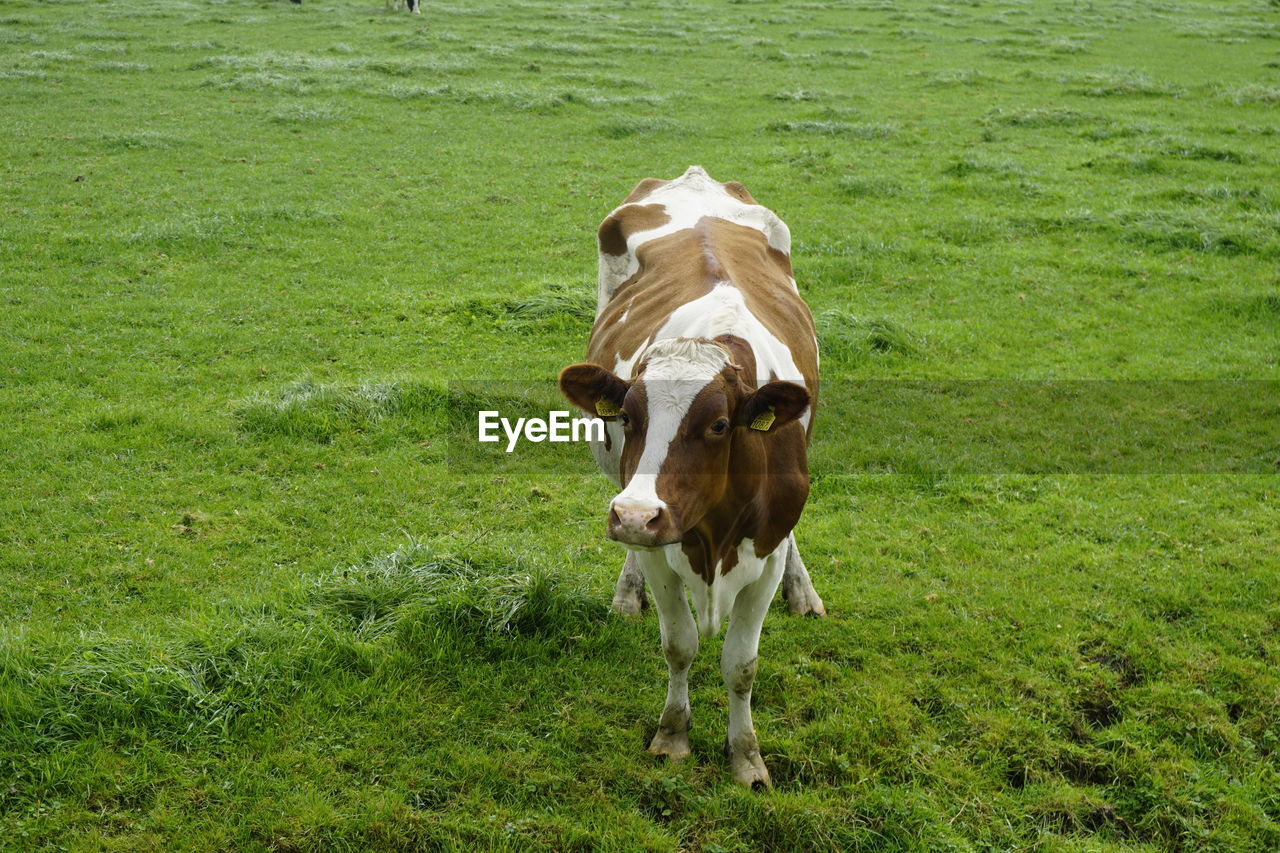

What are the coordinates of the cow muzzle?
(607, 499, 680, 547)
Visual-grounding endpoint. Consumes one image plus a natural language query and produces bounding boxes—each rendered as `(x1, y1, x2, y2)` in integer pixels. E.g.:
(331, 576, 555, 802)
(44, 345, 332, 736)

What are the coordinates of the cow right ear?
(558, 363, 629, 419)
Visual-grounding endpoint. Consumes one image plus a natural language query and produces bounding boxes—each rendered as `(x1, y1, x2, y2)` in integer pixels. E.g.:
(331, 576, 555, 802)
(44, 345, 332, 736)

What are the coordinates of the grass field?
(2, 0, 1279, 849)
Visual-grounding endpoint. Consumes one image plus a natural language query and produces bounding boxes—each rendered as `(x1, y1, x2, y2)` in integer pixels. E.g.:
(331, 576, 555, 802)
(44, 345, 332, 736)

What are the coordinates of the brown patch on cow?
(598, 203, 671, 257)
(679, 535, 718, 585)
(722, 181, 758, 205)
(671, 419, 808, 583)
(720, 546, 740, 576)
(588, 230, 719, 365)
(767, 246, 793, 277)
(622, 177, 668, 205)
(712, 334, 757, 380)
(694, 217, 730, 281)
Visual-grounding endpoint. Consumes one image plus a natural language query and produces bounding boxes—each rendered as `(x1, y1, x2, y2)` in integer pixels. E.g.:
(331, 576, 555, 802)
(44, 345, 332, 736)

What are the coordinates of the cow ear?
(738, 381, 810, 433)
(558, 363, 629, 419)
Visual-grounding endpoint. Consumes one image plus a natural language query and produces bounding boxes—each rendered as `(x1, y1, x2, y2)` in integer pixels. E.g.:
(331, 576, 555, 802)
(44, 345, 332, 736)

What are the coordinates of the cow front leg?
(722, 550, 785, 789)
(781, 533, 825, 617)
(611, 550, 648, 615)
(634, 550, 696, 761)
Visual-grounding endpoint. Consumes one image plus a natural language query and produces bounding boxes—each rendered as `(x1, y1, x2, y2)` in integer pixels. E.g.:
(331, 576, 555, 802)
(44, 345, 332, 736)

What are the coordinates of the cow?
(558, 165, 825, 789)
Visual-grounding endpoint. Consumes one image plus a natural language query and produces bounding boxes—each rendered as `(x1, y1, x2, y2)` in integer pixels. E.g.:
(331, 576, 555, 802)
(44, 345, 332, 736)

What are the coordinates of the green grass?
(2, 0, 1279, 849)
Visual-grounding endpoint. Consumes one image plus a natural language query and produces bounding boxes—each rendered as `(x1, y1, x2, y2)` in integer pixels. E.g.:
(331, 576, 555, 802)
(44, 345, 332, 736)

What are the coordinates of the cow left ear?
(558, 363, 630, 419)
(737, 381, 810, 433)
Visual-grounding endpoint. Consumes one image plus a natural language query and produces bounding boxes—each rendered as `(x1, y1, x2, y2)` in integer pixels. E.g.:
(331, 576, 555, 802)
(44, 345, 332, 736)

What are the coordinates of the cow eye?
(709, 419, 729, 435)
(618, 412, 630, 427)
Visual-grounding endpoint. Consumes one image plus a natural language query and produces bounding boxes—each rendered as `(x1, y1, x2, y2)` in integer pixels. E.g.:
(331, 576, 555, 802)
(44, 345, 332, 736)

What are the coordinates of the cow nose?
(607, 492, 682, 546)
(609, 499, 665, 532)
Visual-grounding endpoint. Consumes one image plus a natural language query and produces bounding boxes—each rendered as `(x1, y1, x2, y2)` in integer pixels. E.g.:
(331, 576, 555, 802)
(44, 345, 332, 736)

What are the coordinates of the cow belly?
(662, 537, 780, 638)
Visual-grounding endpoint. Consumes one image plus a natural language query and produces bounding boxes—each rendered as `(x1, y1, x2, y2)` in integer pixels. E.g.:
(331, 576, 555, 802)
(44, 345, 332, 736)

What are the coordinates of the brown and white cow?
(558, 166, 825, 788)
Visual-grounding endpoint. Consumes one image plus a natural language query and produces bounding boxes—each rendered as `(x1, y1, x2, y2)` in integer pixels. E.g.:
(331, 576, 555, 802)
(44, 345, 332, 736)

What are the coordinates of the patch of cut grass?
(941, 156, 1025, 178)
(767, 120, 896, 138)
(96, 131, 176, 150)
(1158, 140, 1249, 164)
(199, 70, 312, 94)
(1, 541, 610, 756)
(925, 68, 997, 86)
(1207, 291, 1280, 321)
(1220, 83, 1280, 105)
(313, 541, 610, 643)
(1111, 211, 1271, 257)
(834, 175, 902, 197)
(0, 68, 46, 81)
(986, 106, 1097, 127)
(1084, 153, 1167, 174)
(1157, 185, 1275, 209)
(268, 103, 345, 124)
(235, 379, 415, 442)
(1063, 68, 1181, 97)
(768, 88, 827, 101)
(123, 204, 343, 251)
(597, 116, 687, 138)
(816, 309, 921, 365)
(1042, 36, 1090, 54)
(443, 282, 596, 327)
(232, 379, 515, 444)
(90, 61, 150, 73)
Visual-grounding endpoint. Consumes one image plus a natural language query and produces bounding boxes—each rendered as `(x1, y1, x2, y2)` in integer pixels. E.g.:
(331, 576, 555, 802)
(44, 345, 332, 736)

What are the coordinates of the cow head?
(559, 338, 809, 548)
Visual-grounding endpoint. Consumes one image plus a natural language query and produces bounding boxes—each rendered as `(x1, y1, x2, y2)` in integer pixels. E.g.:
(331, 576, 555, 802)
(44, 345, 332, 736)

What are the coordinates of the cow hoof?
(612, 590, 647, 616)
(729, 749, 772, 790)
(786, 589, 826, 618)
(648, 728, 691, 761)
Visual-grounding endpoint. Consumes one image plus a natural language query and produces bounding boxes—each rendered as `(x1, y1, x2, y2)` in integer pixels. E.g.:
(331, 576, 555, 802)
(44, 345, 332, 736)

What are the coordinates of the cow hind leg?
(781, 533, 825, 617)
(635, 551, 696, 761)
(611, 550, 648, 615)
(722, 551, 785, 789)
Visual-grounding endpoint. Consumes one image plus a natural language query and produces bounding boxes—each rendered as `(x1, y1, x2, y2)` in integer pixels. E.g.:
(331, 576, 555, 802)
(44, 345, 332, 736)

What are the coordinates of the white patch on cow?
(653, 283, 810, 429)
(644, 336, 733, 375)
(662, 536, 782, 638)
(585, 336, 653, 488)
(596, 165, 791, 308)
(590, 420, 625, 488)
(629, 165, 791, 256)
(612, 335, 650, 381)
(597, 252, 630, 315)
(610, 339, 729, 512)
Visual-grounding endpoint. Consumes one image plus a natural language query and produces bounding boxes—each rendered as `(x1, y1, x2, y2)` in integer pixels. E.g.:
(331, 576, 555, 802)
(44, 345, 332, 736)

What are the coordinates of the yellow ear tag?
(595, 399, 620, 417)
(750, 407, 776, 431)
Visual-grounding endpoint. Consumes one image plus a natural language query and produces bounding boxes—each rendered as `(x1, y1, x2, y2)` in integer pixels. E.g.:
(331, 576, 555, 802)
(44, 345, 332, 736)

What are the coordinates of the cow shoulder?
(598, 203, 671, 257)
(622, 177, 668, 204)
(721, 180, 758, 205)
